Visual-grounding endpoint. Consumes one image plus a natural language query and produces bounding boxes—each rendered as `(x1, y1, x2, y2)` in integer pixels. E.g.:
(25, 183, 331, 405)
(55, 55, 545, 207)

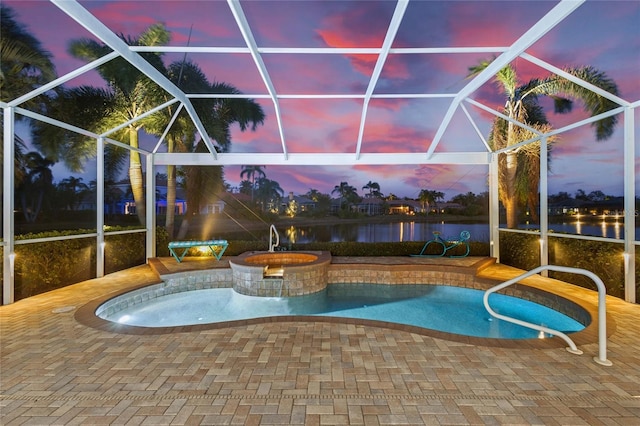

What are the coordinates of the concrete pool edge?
(74, 256, 615, 349)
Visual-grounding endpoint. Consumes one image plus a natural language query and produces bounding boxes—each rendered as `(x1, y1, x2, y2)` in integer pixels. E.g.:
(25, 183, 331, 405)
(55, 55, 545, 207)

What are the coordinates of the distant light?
(118, 315, 131, 323)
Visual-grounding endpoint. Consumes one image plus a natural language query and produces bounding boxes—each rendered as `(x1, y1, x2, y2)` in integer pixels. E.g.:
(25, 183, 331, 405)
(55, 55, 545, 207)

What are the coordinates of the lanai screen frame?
(1, 0, 638, 304)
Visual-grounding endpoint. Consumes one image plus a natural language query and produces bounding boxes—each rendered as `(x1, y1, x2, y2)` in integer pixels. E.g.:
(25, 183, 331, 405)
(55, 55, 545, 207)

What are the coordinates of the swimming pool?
(97, 284, 585, 339)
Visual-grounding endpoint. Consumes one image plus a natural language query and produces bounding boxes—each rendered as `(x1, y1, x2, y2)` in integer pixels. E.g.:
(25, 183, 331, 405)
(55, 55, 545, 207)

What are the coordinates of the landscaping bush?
(14, 231, 97, 300)
(10, 227, 171, 300)
(104, 232, 145, 275)
(548, 236, 625, 298)
(499, 232, 632, 299)
(498, 232, 540, 271)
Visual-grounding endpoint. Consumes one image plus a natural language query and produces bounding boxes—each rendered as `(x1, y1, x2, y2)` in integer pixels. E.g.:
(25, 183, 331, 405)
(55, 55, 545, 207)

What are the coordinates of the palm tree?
(68, 23, 171, 226)
(418, 189, 445, 214)
(0, 5, 56, 107)
(29, 85, 129, 221)
(1, 5, 56, 188)
(146, 60, 265, 238)
(240, 165, 266, 202)
(469, 59, 620, 228)
(239, 180, 254, 196)
(305, 189, 322, 201)
(362, 181, 382, 198)
(362, 181, 382, 215)
(17, 152, 55, 222)
(254, 177, 284, 213)
(57, 176, 89, 210)
(332, 181, 359, 211)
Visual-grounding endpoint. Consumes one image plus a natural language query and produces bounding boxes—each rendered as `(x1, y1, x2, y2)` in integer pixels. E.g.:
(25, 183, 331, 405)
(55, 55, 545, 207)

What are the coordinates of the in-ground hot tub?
(229, 251, 331, 297)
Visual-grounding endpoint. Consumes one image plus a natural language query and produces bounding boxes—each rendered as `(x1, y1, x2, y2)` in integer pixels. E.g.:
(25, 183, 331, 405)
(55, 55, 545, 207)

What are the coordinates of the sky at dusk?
(5, 0, 640, 200)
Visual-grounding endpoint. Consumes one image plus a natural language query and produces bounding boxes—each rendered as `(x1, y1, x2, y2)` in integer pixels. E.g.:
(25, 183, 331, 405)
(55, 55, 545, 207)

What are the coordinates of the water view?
(276, 221, 639, 245)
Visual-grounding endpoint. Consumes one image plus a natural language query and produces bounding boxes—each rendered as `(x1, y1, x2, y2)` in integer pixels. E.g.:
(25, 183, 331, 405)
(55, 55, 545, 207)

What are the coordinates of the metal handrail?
(483, 265, 612, 366)
(269, 224, 279, 252)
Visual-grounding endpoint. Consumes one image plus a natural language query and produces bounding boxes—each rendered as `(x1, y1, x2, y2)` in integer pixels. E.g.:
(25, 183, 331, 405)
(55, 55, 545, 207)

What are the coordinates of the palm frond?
(529, 66, 620, 140)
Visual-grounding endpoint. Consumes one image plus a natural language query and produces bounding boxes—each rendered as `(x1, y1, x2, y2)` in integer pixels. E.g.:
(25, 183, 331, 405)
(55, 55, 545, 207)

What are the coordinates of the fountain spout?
(269, 224, 280, 252)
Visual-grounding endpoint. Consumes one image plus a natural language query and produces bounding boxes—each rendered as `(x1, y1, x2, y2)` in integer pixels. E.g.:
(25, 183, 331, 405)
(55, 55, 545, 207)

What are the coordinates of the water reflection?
(527, 220, 637, 240)
(219, 219, 638, 245)
(272, 220, 638, 244)
(278, 222, 491, 244)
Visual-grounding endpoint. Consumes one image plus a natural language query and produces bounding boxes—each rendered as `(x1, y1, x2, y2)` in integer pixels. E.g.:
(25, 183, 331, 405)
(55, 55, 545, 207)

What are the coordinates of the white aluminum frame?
(1, 0, 637, 304)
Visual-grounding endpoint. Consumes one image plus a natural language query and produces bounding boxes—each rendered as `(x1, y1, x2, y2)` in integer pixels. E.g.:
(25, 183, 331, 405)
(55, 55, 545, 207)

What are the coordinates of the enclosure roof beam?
(8, 51, 119, 107)
(227, 0, 288, 159)
(13, 106, 150, 154)
(154, 151, 490, 166)
(426, 0, 586, 159)
(355, 0, 409, 160)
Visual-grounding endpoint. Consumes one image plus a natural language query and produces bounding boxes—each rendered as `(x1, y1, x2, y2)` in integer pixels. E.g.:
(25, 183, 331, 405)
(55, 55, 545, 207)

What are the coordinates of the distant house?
(281, 192, 316, 213)
(548, 197, 626, 217)
(387, 200, 423, 215)
(436, 202, 464, 214)
(155, 187, 187, 216)
(548, 199, 588, 216)
(356, 198, 384, 215)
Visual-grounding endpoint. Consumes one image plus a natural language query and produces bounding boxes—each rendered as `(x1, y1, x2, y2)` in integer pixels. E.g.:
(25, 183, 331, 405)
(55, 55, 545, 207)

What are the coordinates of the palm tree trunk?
(176, 165, 199, 240)
(504, 151, 519, 228)
(165, 137, 176, 239)
(165, 164, 176, 238)
(128, 127, 146, 226)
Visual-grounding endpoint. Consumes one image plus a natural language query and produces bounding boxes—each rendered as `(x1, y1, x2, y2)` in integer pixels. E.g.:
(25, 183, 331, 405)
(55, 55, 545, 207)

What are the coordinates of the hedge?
(499, 232, 639, 300)
(2, 227, 171, 301)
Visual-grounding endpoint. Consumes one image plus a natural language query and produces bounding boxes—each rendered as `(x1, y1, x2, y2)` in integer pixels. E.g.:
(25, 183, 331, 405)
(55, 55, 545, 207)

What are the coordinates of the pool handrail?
(483, 265, 612, 366)
(269, 224, 280, 252)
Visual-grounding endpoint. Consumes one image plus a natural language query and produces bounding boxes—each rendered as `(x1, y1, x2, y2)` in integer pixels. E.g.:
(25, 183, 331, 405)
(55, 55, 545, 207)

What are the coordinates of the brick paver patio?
(1, 258, 639, 425)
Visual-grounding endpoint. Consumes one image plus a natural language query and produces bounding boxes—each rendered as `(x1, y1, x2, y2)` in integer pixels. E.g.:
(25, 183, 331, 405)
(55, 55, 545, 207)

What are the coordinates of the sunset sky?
(6, 0, 640, 200)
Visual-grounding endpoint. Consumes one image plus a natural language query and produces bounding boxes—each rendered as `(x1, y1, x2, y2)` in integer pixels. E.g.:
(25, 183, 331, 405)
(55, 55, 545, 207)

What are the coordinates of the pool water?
(105, 284, 585, 339)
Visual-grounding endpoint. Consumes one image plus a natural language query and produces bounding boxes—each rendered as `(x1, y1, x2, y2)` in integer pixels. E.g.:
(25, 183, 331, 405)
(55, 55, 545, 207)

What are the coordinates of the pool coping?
(74, 256, 615, 350)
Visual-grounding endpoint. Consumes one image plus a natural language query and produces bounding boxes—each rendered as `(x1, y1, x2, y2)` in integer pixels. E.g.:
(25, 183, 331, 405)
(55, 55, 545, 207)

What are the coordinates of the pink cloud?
(85, 1, 240, 44)
(314, 3, 409, 79)
(446, 2, 554, 47)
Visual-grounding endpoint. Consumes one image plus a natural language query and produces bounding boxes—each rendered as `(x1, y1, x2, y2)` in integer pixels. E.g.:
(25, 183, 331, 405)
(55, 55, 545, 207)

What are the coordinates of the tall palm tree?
(469, 59, 620, 228)
(240, 165, 266, 202)
(146, 60, 265, 238)
(1, 5, 56, 187)
(68, 23, 171, 226)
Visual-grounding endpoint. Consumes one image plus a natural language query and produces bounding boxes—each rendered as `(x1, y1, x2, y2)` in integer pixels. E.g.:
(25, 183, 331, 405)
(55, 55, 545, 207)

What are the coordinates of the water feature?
(229, 251, 331, 297)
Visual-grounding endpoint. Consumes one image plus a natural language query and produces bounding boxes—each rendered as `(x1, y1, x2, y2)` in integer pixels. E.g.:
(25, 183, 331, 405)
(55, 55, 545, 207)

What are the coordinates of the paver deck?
(1, 257, 639, 425)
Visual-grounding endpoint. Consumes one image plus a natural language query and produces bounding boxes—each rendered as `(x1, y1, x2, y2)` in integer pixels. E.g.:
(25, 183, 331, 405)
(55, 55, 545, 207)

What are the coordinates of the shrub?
(548, 236, 625, 298)
(499, 232, 630, 299)
(498, 232, 540, 271)
(10, 227, 171, 300)
(14, 231, 97, 300)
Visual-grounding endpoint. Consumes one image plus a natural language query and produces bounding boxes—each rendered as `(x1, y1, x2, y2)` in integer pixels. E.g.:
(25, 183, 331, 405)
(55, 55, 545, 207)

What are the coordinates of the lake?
(277, 220, 639, 244)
